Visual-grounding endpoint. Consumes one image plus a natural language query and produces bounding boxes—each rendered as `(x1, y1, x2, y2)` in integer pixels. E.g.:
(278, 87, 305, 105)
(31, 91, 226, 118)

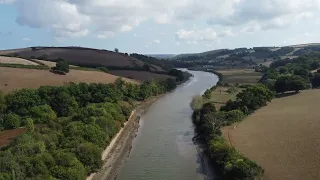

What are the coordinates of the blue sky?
(1, 0, 320, 54)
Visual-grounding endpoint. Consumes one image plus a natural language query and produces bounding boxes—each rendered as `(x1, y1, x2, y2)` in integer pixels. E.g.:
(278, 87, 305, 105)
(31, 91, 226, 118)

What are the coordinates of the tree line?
(0, 73, 186, 179)
(191, 84, 274, 180)
(260, 52, 320, 93)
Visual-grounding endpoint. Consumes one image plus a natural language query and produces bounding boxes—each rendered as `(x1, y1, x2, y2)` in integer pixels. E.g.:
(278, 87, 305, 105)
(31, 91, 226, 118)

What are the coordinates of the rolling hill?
(171, 43, 320, 69)
(0, 47, 165, 71)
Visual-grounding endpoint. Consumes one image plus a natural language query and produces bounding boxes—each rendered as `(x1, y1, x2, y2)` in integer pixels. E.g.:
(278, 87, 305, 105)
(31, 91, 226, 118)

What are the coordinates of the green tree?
(51, 151, 86, 180)
(114, 48, 119, 53)
(236, 85, 274, 111)
(312, 73, 320, 88)
(30, 105, 57, 123)
(203, 89, 212, 99)
(24, 118, 35, 132)
(4, 113, 21, 129)
(55, 60, 69, 73)
(76, 143, 102, 172)
(275, 75, 308, 93)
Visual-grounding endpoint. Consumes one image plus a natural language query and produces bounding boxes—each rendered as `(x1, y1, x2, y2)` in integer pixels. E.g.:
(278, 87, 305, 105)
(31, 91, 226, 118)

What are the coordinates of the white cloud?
(145, 39, 161, 47)
(22, 37, 30, 41)
(6, 0, 320, 38)
(153, 39, 160, 44)
(176, 28, 235, 44)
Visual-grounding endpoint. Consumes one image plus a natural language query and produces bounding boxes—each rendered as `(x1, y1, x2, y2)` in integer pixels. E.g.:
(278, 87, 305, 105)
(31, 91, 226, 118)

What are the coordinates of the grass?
(206, 86, 240, 109)
(206, 69, 262, 109)
(0, 63, 50, 70)
(216, 69, 263, 85)
(222, 90, 320, 180)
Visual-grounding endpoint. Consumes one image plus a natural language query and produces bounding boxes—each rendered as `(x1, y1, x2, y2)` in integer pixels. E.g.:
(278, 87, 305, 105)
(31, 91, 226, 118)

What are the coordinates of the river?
(116, 70, 219, 180)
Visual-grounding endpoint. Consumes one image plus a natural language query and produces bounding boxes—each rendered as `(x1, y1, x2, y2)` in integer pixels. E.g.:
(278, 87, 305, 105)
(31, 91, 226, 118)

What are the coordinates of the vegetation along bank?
(191, 52, 320, 179)
(0, 68, 189, 180)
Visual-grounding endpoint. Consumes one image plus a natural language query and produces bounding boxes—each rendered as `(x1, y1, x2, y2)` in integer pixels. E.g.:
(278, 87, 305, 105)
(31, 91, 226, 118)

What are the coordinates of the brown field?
(217, 69, 262, 85)
(0, 47, 164, 71)
(222, 90, 320, 180)
(0, 56, 39, 65)
(109, 70, 174, 81)
(0, 67, 137, 93)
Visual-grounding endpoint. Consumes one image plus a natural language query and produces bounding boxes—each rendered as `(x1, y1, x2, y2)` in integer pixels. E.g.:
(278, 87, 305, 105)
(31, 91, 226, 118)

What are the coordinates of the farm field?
(217, 69, 262, 85)
(109, 70, 174, 81)
(222, 90, 320, 180)
(0, 67, 137, 93)
(0, 56, 39, 65)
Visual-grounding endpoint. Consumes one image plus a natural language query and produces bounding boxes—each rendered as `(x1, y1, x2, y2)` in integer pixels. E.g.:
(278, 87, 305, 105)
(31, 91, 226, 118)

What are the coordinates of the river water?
(117, 70, 219, 180)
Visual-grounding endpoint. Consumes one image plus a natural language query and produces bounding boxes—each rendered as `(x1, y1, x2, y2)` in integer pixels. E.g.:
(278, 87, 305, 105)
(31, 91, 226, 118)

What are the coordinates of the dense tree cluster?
(260, 53, 320, 93)
(192, 84, 271, 180)
(0, 76, 182, 179)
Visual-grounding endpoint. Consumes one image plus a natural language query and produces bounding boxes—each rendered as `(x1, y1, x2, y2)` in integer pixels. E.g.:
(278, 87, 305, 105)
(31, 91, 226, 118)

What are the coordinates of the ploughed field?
(222, 90, 320, 180)
(0, 67, 137, 93)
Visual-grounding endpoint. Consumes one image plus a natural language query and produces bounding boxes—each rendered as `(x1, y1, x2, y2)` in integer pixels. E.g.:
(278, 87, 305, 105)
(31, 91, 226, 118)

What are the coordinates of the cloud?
(176, 28, 234, 44)
(6, 0, 320, 38)
(145, 39, 161, 47)
(153, 39, 160, 44)
(22, 37, 30, 41)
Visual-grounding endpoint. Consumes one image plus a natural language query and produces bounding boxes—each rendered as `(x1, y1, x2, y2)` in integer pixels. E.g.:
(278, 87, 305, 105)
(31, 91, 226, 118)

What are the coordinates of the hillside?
(0, 47, 165, 71)
(0, 67, 137, 93)
(172, 43, 320, 69)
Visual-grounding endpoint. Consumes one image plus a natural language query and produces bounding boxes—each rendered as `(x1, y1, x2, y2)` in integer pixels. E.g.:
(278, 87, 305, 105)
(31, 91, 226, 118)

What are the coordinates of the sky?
(0, 0, 320, 54)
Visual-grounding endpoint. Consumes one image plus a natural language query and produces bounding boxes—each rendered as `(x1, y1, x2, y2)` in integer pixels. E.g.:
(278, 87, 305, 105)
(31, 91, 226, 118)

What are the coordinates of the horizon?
(1, 1, 320, 54)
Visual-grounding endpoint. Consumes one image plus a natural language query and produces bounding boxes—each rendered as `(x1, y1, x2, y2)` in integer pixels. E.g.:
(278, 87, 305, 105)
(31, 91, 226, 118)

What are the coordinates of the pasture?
(217, 69, 262, 85)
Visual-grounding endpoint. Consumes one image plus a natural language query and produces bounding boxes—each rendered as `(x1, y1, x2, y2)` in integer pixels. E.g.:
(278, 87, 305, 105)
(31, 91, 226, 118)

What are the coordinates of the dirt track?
(90, 95, 163, 180)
